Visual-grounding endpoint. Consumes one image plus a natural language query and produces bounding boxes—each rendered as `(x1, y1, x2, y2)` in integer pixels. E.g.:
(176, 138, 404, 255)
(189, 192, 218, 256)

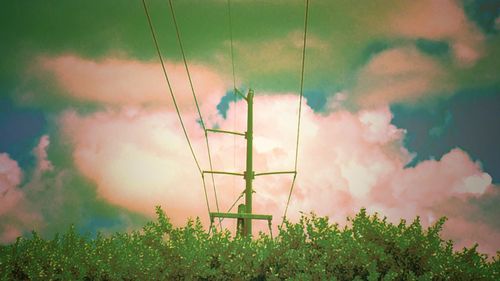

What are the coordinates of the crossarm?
(210, 212, 272, 221)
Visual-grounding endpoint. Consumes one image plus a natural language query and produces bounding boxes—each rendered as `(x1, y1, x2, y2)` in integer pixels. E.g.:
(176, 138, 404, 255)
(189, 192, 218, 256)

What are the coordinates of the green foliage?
(0, 207, 498, 280)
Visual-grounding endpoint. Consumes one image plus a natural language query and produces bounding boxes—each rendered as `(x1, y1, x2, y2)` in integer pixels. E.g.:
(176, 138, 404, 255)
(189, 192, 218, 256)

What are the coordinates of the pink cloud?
(444, 217, 500, 255)
(429, 187, 500, 255)
(0, 153, 22, 191)
(350, 1, 487, 107)
(59, 108, 207, 225)
(0, 148, 45, 243)
(391, 0, 468, 39)
(0, 153, 24, 216)
(369, 148, 493, 220)
(59, 93, 498, 255)
(39, 52, 495, 254)
(352, 47, 454, 107)
(39, 55, 227, 114)
(389, 0, 485, 66)
(0, 225, 22, 244)
(33, 135, 53, 175)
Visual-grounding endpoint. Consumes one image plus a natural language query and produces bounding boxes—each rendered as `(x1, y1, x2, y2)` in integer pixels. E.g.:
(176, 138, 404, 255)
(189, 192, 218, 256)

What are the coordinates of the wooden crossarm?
(209, 212, 272, 221)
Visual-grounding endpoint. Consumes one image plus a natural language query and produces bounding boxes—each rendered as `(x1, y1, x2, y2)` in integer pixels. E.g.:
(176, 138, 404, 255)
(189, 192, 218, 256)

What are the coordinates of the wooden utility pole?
(244, 89, 254, 236)
(205, 89, 295, 237)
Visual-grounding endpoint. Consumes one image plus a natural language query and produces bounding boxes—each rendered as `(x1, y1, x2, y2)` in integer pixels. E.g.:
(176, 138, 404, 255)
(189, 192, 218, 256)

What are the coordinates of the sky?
(0, 0, 499, 255)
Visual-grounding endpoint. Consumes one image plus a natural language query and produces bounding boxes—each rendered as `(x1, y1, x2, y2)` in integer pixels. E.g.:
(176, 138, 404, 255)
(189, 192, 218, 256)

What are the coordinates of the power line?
(227, 0, 238, 206)
(145, 0, 310, 233)
(167, 0, 222, 230)
(228, 0, 237, 91)
(282, 0, 309, 226)
(141, 0, 212, 218)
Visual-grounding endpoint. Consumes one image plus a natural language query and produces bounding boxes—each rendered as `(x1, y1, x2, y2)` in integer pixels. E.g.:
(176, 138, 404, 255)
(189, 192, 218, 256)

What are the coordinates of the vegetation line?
(1, 207, 497, 280)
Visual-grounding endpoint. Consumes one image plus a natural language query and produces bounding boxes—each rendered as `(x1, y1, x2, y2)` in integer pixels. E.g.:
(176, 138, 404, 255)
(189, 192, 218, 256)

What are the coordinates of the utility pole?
(204, 89, 295, 237)
(244, 89, 254, 236)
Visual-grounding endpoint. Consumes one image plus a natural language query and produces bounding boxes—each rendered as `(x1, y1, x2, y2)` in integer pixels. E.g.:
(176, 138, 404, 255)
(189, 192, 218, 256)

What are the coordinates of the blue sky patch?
(416, 39, 450, 56)
(0, 96, 46, 170)
(217, 88, 245, 119)
(462, 0, 500, 34)
(391, 88, 500, 183)
(304, 90, 328, 112)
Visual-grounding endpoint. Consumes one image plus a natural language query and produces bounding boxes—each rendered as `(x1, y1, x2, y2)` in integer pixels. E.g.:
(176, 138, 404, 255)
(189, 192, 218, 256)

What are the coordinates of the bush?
(1, 207, 498, 280)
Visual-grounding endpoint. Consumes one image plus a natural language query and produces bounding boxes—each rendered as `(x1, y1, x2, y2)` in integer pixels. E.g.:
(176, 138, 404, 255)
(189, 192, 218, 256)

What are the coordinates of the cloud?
(0, 151, 42, 243)
(0, 153, 22, 192)
(0, 153, 23, 216)
(59, 108, 207, 224)
(39, 55, 227, 114)
(1, 134, 146, 243)
(0, 135, 56, 243)
(389, 0, 485, 66)
(33, 134, 53, 175)
(37, 49, 497, 252)
(351, 47, 454, 107)
(369, 148, 493, 219)
(60, 93, 498, 255)
(429, 186, 500, 254)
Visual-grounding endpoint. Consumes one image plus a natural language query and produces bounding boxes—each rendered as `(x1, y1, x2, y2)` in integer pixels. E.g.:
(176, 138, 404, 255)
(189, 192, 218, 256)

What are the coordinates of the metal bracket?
(234, 88, 247, 101)
(243, 171, 255, 180)
(203, 170, 244, 177)
(206, 128, 245, 137)
(255, 171, 296, 177)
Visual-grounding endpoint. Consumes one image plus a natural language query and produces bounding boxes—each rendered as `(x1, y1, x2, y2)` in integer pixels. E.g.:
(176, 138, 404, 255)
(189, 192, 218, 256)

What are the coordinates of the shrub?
(0, 207, 498, 280)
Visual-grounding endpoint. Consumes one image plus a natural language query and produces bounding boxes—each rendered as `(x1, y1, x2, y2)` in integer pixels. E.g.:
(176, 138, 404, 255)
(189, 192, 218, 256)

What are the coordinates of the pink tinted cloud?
(0, 153, 22, 191)
(352, 47, 453, 107)
(0, 153, 23, 216)
(389, 0, 484, 66)
(39, 55, 227, 114)
(44, 53, 496, 254)
(0, 136, 52, 243)
(60, 93, 498, 254)
(369, 148, 493, 221)
(59, 108, 208, 225)
(33, 134, 53, 174)
(351, 2, 485, 107)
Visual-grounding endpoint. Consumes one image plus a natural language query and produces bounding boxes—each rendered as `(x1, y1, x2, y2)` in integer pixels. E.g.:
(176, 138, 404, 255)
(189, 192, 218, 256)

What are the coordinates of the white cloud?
(35, 51, 496, 254)
(59, 93, 498, 255)
(39, 55, 228, 115)
(0, 138, 50, 243)
(352, 47, 454, 107)
(33, 135, 53, 175)
(389, 0, 485, 66)
(0, 153, 24, 216)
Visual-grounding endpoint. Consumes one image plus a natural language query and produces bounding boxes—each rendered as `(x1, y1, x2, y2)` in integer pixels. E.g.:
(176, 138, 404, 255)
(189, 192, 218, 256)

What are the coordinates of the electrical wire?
(228, 0, 237, 91)
(167, 0, 222, 231)
(227, 0, 238, 209)
(144, 0, 309, 234)
(141, 0, 212, 220)
(282, 0, 309, 227)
